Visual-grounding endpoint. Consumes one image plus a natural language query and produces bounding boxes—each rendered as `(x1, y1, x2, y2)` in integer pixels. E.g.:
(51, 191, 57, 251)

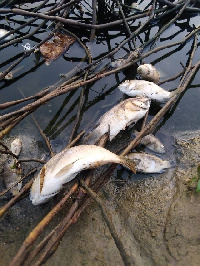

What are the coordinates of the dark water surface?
(0, 1, 200, 265)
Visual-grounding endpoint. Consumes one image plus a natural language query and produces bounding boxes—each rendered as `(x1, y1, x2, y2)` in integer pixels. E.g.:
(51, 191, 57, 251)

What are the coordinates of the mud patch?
(1, 131, 200, 265)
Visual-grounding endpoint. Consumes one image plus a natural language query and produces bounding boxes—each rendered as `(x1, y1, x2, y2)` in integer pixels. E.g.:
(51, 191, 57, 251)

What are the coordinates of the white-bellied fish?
(137, 64, 160, 83)
(125, 152, 171, 173)
(118, 80, 176, 103)
(85, 97, 151, 144)
(2, 138, 22, 196)
(133, 130, 166, 154)
(30, 145, 136, 205)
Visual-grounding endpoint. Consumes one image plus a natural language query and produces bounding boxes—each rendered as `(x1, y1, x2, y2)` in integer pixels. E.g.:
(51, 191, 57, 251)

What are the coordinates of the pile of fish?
(118, 64, 176, 103)
(28, 63, 172, 205)
(2, 64, 172, 205)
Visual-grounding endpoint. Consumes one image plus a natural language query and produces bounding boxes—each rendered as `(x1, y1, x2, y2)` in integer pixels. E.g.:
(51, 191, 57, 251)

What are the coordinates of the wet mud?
(1, 131, 200, 265)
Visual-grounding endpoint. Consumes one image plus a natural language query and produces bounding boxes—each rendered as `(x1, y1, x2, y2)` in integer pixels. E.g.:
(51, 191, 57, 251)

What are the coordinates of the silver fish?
(137, 64, 160, 83)
(133, 130, 166, 154)
(30, 145, 135, 205)
(2, 138, 22, 196)
(85, 97, 151, 144)
(118, 80, 175, 103)
(126, 152, 171, 173)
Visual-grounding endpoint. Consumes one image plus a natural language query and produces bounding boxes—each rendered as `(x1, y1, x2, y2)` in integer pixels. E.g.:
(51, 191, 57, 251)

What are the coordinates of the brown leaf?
(40, 33, 76, 65)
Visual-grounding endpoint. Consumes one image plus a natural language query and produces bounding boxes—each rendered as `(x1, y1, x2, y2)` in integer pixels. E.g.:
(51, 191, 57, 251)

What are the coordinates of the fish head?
(118, 80, 133, 94)
(137, 65, 148, 75)
(30, 170, 59, 205)
(131, 96, 151, 110)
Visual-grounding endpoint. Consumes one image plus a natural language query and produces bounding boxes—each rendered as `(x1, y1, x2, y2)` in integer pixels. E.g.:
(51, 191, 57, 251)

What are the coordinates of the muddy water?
(1, 131, 200, 265)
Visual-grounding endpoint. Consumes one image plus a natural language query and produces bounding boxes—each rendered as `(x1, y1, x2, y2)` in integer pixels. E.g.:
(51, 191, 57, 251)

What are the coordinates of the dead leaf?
(40, 33, 76, 65)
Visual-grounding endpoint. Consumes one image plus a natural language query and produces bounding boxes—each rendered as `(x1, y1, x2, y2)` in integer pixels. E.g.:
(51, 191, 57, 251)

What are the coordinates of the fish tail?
(120, 156, 136, 174)
(170, 88, 178, 97)
(164, 160, 171, 169)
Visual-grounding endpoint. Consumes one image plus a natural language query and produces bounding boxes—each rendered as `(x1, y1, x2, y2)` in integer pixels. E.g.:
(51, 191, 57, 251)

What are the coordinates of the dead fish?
(137, 64, 160, 83)
(126, 152, 171, 173)
(2, 138, 22, 196)
(118, 80, 176, 103)
(0, 29, 14, 41)
(30, 145, 136, 205)
(10, 137, 22, 156)
(85, 97, 151, 144)
(133, 130, 166, 154)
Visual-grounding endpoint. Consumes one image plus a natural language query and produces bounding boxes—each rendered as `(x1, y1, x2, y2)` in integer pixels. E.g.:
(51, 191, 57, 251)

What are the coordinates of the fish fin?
(120, 156, 136, 174)
(169, 89, 178, 97)
(40, 166, 46, 193)
(55, 163, 75, 179)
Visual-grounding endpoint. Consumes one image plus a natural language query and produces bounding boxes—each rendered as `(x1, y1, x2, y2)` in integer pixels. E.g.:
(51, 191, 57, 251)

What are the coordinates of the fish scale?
(85, 97, 151, 144)
(118, 80, 176, 103)
(30, 145, 136, 205)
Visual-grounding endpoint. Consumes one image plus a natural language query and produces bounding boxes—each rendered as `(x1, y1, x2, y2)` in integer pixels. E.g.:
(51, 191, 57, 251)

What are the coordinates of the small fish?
(133, 130, 166, 154)
(0, 29, 14, 42)
(30, 145, 136, 205)
(10, 138, 22, 156)
(85, 97, 151, 144)
(126, 152, 171, 173)
(137, 64, 160, 83)
(2, 138, 22, 196)
(118, 80, 176, 103)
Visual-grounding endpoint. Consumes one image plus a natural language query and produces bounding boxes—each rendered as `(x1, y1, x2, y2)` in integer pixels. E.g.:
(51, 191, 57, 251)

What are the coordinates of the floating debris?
(40, 33, 76, 65)
(133, 130, 166, 154)
(137, 64, 160, 83)
(2, 138, 22, 196)
(85, 97, 151, 144)
(0, 71, 13, 80)
(118, 80, 175, 103)
(126, 152, 171, 173)
(30, 145, 135, 205)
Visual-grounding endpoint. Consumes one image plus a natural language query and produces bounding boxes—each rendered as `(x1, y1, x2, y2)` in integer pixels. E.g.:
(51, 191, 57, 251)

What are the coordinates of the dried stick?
(141, 0, 191, 49)
(23, 134, 108, 265)
(80, 179, 133, 266)
(116, 0, 132, 37)
(65, 130, 85, 149)
(9, 182, 79, 266)
(0, 178, 34, 218)
(90, 0, 97, 41)
(18, 158, 46, 164)
(0, 87, 51, 110)
(157, 0, 200, 12)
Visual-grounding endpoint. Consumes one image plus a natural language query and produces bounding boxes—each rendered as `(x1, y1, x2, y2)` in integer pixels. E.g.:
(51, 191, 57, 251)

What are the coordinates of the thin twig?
(0, 168, 36, 198)
(80, 179, 134, 266)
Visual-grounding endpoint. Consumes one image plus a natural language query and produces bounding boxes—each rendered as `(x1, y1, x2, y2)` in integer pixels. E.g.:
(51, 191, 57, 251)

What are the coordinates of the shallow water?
(0, 0, 200, 265)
